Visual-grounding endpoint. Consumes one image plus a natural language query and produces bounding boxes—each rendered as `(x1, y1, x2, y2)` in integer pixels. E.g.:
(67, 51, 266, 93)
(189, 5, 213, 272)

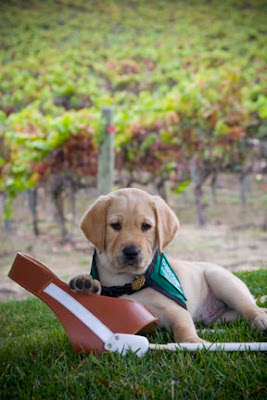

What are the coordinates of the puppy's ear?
(153, 196, 179, 254)
(80, 195, 112, 253)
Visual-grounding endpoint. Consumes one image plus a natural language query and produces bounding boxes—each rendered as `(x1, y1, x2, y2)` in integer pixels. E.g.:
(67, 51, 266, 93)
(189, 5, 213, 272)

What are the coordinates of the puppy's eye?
(141, 222, 151, 232)
(110, 222, 122, 231)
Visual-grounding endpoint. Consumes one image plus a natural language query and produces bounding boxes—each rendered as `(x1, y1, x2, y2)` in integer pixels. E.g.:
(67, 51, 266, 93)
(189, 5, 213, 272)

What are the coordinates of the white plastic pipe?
(149, 342, 267, 352)
(197, 329, 225, 333)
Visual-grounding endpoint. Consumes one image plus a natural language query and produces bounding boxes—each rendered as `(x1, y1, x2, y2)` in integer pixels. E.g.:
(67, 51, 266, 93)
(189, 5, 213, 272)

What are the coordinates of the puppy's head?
(81, 188, 179, 275)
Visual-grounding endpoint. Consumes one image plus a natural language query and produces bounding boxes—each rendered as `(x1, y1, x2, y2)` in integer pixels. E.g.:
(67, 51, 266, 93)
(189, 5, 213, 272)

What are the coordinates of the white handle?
(105, 333, 150, 357)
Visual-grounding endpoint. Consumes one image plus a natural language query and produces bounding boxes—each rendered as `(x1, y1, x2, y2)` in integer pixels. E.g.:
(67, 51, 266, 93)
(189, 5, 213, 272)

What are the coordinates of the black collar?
(91, 250, 158, 297)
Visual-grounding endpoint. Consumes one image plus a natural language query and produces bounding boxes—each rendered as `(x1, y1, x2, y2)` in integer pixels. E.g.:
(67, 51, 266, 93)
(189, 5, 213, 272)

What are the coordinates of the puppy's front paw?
(177, 336, 209, 344)
(252, 308, 267, 331)
(68, 275, 101, 295)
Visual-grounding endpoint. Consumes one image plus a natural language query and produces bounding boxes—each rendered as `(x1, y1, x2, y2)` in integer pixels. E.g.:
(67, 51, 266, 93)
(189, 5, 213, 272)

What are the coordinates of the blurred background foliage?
(0, 0, 266, 231)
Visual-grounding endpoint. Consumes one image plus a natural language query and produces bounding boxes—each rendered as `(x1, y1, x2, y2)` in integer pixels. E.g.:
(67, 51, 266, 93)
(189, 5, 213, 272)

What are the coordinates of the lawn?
(0, 270, 266, 400)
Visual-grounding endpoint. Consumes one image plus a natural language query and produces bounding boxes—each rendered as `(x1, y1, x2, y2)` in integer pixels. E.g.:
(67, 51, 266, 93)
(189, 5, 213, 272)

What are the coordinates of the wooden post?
(97, 107, 115, 195)
(2, 193, 12, 232)
(190, 156, 206, 226)
(27, 188, 39, 236)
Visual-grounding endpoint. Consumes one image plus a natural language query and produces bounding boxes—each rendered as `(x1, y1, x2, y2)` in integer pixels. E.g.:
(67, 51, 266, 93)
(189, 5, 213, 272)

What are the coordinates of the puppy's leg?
(172, 307, 207, 343)
(68, 275, 101, 295)
(216, 310, 239, 323)
(205, 267, 267, 331)
(133, 290, 206, 343)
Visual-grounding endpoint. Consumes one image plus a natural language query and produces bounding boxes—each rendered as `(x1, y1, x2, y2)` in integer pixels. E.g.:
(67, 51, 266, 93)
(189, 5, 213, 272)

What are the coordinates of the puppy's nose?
(122, 245, 140, 260)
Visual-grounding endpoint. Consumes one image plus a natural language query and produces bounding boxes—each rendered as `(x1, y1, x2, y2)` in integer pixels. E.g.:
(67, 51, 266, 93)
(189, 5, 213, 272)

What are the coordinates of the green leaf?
(173, 180, 191, 194)
(258, 105, 267, 119)
(26, 140, 50, 152)
(214, 120, 229, 136)
(140, 133, 157, 153)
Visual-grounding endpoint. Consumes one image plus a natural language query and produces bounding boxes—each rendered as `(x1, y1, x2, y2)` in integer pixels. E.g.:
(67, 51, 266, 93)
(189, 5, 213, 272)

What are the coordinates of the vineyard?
(0, 0, 266, 235)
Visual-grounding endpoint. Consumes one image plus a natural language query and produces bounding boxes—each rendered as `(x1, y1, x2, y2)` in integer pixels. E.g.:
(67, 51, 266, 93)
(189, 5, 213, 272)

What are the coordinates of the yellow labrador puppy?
(69, 188, 267, 343)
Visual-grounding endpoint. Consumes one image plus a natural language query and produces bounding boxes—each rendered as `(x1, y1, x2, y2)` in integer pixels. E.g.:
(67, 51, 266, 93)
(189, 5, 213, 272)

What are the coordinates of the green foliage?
(0, 0, 266, 203)
(1, 109, 101, 199)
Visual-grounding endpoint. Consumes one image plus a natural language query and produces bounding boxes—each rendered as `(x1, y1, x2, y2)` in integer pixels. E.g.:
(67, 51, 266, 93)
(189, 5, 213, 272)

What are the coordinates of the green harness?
(91, 251, 187, 310)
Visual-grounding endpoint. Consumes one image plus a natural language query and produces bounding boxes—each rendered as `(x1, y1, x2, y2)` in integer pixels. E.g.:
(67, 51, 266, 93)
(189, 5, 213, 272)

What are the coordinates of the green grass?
(1, 271, 267, 400)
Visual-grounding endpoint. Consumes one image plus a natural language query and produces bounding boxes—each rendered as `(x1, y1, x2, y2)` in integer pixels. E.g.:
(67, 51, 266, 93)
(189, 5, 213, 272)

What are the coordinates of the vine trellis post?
(97, 107, 115, 195)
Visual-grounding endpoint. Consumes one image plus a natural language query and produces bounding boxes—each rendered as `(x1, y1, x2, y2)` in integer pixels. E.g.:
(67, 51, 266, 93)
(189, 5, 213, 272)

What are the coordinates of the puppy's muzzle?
(122, 245, 141, 264)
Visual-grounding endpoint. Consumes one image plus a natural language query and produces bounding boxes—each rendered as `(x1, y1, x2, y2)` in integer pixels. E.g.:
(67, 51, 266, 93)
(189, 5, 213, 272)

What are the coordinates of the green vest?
(91, 251, 187, 309)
